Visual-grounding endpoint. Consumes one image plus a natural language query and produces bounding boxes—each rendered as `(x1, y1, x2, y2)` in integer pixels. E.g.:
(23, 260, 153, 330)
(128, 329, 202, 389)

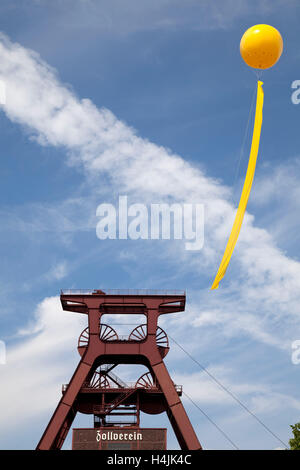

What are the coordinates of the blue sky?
(0, 0, 300, 450)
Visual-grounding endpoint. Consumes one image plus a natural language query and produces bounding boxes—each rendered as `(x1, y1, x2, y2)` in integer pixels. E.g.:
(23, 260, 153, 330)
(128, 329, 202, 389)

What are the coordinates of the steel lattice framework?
(36, 289, 202, 450)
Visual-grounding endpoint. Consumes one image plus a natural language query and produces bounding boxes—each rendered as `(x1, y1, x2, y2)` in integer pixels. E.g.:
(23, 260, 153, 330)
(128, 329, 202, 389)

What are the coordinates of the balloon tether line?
(232, 80, 257, 205)
(211, 80, 264, 290)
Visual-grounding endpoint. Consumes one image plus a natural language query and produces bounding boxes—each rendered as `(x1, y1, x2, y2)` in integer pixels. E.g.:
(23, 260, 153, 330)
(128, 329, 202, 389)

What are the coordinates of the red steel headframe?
(36, 289, 202, 450)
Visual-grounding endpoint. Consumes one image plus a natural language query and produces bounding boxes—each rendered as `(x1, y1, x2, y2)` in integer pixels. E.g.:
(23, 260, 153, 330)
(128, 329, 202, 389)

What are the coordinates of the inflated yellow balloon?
(240, 24, 283, 69)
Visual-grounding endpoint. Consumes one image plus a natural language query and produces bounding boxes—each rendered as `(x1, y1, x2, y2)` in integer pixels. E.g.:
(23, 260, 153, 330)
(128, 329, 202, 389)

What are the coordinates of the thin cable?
(182, 391, 239, 450)
(169, 334, 289, 449)
(253, 68, 263, 81)
(232, 82, 257, 202)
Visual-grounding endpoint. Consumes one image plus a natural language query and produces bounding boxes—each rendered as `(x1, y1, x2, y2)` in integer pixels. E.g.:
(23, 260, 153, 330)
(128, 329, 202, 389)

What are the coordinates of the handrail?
(100, 365, 128, 388)
(62, 383, 183, 393)
(61, 288, 185, 296)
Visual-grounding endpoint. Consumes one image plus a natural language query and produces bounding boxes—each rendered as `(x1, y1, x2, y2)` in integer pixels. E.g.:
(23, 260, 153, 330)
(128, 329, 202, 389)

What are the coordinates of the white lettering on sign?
(96, 430, 143, 442)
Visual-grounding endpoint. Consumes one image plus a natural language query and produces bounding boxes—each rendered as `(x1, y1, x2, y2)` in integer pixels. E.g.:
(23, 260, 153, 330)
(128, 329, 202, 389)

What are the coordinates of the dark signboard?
(72, 427, 167, 450)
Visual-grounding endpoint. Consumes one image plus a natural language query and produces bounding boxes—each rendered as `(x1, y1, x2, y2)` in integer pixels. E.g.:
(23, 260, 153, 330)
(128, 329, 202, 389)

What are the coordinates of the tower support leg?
(37, 359, 92, 450)
(52, 406, 76, 450)
(151, 360, 202, 450)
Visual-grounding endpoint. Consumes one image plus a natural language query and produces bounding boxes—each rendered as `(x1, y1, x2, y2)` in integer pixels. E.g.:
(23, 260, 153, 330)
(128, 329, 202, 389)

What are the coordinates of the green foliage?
(289, 423, 300, 450)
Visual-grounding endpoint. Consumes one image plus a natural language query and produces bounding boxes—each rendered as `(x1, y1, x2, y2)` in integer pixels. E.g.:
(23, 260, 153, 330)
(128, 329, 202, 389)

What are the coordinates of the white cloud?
(0, 33, 299, 449)
(172, 368, 300, 415)
(45, 261, 68, 281)
(0, 296, 86, 440)
(0, 32, 300, 351)
(250, 159, 300, 250)
(0, 298, 295, 449)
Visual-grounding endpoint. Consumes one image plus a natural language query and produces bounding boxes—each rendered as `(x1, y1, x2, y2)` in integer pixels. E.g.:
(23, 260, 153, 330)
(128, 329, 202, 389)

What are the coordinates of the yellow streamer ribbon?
(211, 80, 264, 290)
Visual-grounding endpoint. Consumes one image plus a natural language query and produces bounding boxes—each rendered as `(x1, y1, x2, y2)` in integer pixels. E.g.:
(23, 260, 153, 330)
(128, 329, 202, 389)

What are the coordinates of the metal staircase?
(100, 364, 128, 388)
(94, 388, 136, 415)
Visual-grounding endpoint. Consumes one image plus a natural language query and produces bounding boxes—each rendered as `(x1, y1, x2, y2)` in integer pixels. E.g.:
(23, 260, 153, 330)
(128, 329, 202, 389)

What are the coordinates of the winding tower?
(37, 289, 201, 450)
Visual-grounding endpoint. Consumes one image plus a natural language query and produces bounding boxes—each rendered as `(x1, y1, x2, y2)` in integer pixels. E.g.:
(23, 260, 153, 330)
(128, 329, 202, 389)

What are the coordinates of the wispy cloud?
(0, 32, 299, 449)
(173, 368, 300, 414)
(45, 261, 68, 281)
(0, 297, 86, 436)
(13, 0, 297, 35)
(0, 296, 294, 449)
(0, 32, 300, 350)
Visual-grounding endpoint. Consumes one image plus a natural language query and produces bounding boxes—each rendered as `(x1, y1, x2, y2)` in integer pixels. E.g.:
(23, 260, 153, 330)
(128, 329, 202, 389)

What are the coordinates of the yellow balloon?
(240, 24, 283, 70)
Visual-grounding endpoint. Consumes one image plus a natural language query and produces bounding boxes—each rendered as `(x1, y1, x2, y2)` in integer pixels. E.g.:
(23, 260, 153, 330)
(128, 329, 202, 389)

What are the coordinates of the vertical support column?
(136, 391, 140, 427)
(151, 360, 202, 450)
(88, 308, 100, 335)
